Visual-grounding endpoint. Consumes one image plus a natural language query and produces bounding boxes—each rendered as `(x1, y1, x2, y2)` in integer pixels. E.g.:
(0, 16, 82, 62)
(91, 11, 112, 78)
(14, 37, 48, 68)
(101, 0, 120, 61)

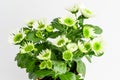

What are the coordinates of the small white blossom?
(26, 20, 35, 28)
(9, 31, 25, 44)
(92, 38, 103, 56)
(78, 41, 88, 53)
(33, 18, 47, 30)
(79, 4, 94, 18)
(83, 26, 95, 38)
(37, 49, 51, 60)
(60, 16, 76, 26)
(20, 42, 35, 53)
(54, 35, 70, 47)
(67, 43, 78, 52)
(67, 4, 79, 14)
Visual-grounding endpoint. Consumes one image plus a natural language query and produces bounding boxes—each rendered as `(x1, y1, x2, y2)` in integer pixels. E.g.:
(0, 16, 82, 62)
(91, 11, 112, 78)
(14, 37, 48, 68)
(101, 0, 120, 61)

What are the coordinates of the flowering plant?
(11, 4, 104, 80)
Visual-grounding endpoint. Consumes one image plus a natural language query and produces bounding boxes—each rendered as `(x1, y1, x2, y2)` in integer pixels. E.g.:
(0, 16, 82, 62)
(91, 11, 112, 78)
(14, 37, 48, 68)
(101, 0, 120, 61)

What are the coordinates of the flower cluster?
(12, 4, 104, 80)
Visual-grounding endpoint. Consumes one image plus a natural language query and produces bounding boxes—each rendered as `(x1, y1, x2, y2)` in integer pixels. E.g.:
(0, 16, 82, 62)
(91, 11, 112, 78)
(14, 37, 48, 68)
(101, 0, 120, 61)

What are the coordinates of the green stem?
(75, 13, 77, 20)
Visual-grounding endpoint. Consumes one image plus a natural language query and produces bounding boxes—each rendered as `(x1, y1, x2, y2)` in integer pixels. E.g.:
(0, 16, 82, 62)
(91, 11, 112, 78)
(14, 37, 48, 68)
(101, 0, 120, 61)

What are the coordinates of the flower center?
(93, 42, 101, 51)
(38, 24, 45, 29)
(25, 45, 34, 52)
(83, 28, 90, 38)
(43, 53, 50, 58)
(57, 39, 65, 45)
(64, 18, 74, 26)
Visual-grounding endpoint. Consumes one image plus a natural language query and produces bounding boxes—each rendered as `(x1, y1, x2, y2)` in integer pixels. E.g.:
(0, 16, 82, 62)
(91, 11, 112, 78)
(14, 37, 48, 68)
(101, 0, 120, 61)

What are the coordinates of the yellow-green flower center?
(24, 44, 34, 52)
(38, 24, 45, 29)
(43, 52, 50, 58)
(64, 18, 75, 26)
(93, 42, 102, 51)
(57, 39, 65, 46)
(83, 27, 90, 38)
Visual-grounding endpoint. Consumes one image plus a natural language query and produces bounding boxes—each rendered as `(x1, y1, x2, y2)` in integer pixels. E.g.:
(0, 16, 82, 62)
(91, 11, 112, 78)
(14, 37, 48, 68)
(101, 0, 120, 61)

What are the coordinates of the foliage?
(11, 4, 104, 80)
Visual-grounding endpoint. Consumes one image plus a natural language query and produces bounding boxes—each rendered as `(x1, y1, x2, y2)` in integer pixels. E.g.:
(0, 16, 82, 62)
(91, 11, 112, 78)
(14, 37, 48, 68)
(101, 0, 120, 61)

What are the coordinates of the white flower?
(37, 19, 47, 30)
(54, 35, 70, 47)
(92, 38, 103, 56)
(33, 18, 47, 30)
(37, 49, 51, 60)
(26, 20, 35, 28)
(79, 4, 94, 18)
(67, 4, 79, 14)
(78, 41, 88, 53)
(20, 42, 35, 53)
(9, 31, 25, 44)
(67, 43, 78, 52)
(60, 16, 76, 26)
(83, 25, 95, 38)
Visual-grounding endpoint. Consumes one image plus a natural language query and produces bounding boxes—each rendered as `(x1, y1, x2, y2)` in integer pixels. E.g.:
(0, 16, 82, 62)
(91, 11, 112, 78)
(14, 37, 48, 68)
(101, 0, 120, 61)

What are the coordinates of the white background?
(0, 0, 120, 80)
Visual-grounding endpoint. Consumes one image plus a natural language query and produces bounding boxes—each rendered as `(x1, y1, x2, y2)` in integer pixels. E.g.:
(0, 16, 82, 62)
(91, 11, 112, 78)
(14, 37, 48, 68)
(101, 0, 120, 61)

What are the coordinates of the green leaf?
(28, 72, 36, 79)
(95, 52, 104, 57)
(51, 18, 65, 31)
(15, 53, 26, 68)
(76, 60, 86, 77)
(15, 53, 36, 72)
(73, 50, 84, 59)
(15, 53, 33, 68)
(34, 42, 49, 54)
(78, 15, 84, 26)
(26, 60, 35, 72)
(26, 31, 41, 42)
(67, 29, 82, 42)
(85, 55, 92, 63)
(59, 72, 76, 80)
(47, 31, 62, 38)
(92, 26, 103, 34)
(88, 51, 95, 56)
(53, 61, 67, 74)
(33, 70, 55, 79)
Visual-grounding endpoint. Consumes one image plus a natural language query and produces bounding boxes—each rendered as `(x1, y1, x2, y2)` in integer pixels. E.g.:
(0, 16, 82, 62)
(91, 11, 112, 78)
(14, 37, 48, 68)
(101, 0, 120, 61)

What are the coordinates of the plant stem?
(75, 13, 77, 20)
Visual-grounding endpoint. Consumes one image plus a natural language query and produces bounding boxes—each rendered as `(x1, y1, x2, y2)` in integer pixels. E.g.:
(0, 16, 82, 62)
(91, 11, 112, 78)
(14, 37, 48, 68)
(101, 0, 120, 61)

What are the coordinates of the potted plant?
(11, 4, 104, 80)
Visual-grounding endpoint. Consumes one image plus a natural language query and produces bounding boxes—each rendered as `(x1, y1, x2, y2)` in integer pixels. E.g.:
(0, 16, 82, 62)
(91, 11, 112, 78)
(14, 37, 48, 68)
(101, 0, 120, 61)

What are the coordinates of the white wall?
(0, 0, 120, 80)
